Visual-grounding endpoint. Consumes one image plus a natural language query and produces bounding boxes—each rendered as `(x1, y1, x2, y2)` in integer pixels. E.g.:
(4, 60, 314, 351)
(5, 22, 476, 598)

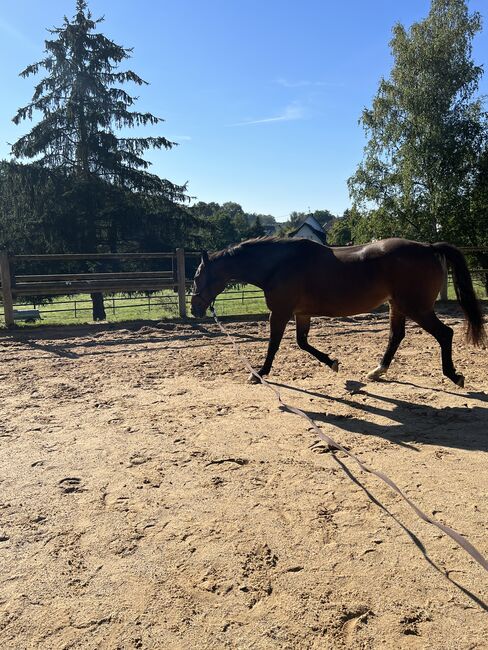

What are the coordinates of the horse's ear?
(201, 250, 209, 265)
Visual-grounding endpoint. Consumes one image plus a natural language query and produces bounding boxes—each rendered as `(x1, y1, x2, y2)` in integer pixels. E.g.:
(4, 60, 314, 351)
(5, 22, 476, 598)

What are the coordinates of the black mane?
(210, 236, 291, 261)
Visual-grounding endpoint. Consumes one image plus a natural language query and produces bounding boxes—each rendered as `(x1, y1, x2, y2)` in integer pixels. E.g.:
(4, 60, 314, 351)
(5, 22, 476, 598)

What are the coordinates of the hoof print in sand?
(59, 477, 84, 494)
(340, 607, 372, 644)
(206, 457, 249, 468)
(241, 544, 278, 608)
(128, 453, 151, 468)
(400, 610, 432, 636)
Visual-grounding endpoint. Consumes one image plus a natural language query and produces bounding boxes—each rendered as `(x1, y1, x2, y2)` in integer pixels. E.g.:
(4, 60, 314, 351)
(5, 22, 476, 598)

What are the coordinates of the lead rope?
(209, 306, 488, 573)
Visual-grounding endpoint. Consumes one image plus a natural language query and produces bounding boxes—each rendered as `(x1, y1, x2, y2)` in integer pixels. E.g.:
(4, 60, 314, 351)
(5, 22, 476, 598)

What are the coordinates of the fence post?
(176, 248, 187, 318)
(0, 251, 15, 328)
(440, 268, 449, 301)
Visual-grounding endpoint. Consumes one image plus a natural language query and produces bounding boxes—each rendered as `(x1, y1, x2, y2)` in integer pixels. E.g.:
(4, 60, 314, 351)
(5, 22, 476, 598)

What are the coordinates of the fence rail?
(0, 248, 192, 327)
(15, 271, 174, 282)
(10, 252, 177, 261)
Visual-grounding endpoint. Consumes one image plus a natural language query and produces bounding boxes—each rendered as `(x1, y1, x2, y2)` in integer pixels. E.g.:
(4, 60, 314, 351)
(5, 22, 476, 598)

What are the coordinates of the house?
(288, 215, 327, 245)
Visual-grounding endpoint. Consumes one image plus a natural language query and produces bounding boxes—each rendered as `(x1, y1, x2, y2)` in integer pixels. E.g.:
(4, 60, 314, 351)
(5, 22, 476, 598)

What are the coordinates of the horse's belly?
(294, 285, 389, 317)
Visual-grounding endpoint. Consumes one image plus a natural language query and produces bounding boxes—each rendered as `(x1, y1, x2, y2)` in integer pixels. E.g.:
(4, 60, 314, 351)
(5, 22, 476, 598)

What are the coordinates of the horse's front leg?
(295, 315, 339, 372)
(249, 311, 290, 383)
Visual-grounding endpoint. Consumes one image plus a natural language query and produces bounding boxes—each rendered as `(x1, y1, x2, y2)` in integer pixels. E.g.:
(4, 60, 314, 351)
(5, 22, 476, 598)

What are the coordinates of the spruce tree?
(11, 0, 187, 319)
(12, 0, 184, 197)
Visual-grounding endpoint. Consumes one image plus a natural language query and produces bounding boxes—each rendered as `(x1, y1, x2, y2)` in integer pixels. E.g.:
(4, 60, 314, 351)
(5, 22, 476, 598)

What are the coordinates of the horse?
(190, 237, 486, 387)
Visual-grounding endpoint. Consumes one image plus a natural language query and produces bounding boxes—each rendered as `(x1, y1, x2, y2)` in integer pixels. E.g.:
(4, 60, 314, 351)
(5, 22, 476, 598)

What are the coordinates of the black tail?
(434, 243, 486, 346)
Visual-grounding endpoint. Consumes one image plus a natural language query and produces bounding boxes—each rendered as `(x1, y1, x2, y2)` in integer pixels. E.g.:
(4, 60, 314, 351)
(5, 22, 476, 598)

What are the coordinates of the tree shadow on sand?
(1, 321, 269, 361)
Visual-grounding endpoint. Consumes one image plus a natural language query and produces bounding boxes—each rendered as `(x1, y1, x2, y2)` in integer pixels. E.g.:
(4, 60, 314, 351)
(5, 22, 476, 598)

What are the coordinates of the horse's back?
(332, 238, 444, 313)
(332, 237, 431, 261)
(272, 237, 444, 317)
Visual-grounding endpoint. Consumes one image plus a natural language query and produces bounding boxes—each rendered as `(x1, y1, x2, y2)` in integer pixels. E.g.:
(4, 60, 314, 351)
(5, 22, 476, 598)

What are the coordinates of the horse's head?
(191, 251, 227, 317)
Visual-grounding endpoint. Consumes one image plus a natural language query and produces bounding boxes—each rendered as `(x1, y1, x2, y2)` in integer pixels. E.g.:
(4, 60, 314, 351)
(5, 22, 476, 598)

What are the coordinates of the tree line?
(348, 0, 488, 286)
(1, 0, 487, 318)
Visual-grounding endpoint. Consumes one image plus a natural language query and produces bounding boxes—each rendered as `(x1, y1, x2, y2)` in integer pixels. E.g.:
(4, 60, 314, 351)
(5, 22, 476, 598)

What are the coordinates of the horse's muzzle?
(190, 296, 207, 318)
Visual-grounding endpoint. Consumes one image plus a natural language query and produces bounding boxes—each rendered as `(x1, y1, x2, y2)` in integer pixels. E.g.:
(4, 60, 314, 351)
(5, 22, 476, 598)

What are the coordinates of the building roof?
(288, 217, 327, 245)
(303, 215, 323, 232)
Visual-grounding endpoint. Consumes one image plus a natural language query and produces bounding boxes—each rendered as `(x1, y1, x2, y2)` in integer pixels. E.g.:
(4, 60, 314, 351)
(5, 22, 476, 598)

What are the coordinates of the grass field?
(0, 285, 269, 328)
(0, 278, 486, 328)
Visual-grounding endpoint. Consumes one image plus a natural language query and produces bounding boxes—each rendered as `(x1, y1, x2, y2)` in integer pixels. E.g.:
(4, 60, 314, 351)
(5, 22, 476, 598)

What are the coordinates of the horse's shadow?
(270, 380, 488, 453)
(269, 377, 488, 611)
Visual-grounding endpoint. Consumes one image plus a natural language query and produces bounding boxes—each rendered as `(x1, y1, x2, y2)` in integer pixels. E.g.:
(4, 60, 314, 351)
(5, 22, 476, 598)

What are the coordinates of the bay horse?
(191, 237, 485, 387)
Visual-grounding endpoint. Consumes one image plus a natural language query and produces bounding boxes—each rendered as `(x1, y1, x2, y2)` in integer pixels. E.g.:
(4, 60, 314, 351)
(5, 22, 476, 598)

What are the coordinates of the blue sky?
(0, 1, 487, 221)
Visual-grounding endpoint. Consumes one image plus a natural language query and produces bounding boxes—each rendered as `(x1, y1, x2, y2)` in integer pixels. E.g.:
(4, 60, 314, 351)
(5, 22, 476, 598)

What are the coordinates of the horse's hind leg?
(295, 315, 339, 372)
(249, 310, 290, 383)
(410, 311, 464, 387)
(368, 306, 405, 380)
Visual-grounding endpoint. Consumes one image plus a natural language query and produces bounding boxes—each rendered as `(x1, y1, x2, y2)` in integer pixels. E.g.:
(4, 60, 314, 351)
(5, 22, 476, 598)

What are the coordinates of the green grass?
(447, 277, 487, 301)
(210, 286, 268, 317)
(0, 285, 269, 328)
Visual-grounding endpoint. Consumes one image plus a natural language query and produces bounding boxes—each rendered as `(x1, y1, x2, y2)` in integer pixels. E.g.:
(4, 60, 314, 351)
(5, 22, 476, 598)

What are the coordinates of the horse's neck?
(215, 247, 276, 288)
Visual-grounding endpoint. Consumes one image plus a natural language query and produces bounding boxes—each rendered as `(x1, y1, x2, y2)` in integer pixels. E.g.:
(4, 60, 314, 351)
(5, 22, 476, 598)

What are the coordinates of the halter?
(191, 282, 215, 312)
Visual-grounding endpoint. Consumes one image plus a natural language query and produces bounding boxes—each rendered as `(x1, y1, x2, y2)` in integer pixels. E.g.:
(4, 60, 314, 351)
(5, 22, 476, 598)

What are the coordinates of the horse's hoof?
(367, 365, 387, 381)
(331, 360, 339, 373)
(455, 373, 465, 388)
(248, 372, 261, 384)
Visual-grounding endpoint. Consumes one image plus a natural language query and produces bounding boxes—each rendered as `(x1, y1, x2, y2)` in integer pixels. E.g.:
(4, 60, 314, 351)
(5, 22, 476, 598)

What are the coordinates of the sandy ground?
(0, 307, 487, 649)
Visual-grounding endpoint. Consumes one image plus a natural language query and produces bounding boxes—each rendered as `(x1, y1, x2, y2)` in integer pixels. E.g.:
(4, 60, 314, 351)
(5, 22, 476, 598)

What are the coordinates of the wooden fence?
(0, 249, 200, 327)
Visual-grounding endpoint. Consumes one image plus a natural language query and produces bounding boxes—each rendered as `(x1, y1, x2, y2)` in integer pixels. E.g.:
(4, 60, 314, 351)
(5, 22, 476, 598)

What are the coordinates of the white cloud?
(274, 77, 343, 88)
(233, 102, 306, 126)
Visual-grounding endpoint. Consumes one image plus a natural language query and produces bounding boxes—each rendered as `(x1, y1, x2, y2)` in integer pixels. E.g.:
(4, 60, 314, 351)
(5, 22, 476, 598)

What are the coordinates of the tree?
(468, 146, 488, 292)
(10, 0, 187, 318)
(250, 213, 277, 230)
(189, 201, 220, 218)
(326, 208, 370, 246)
(348, 0, 487, 244)
(218, 202, 245, 221)
(288, 211, 308, 230)
(328, 210, 353, 246)
(209, 214, 239, 249)
(247, 215, 265, 238)
(12, 0, 185, 195)
(189, 201, 254, 248)
(188, 201, 278, 247)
